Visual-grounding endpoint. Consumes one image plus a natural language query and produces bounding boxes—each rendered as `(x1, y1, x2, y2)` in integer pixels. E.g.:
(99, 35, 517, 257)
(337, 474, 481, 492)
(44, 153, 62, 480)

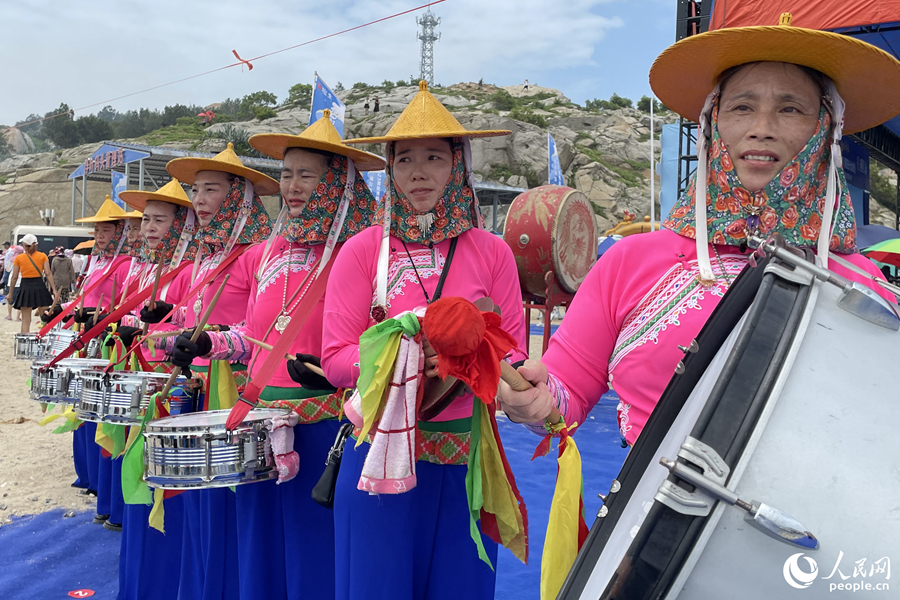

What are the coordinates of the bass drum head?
(551, 188, 598, 293)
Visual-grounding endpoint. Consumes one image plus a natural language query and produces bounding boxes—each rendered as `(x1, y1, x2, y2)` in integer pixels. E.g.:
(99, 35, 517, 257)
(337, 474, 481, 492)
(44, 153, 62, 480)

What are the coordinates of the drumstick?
(109, 276, 117, 314)
(242, 336, 325, 377)
(143, 329, 184, 341)
(141, 260, 164, 337)
(499, 361, 564, 425)
(93, 294, 104, 328)
(159, 275, 230, 400)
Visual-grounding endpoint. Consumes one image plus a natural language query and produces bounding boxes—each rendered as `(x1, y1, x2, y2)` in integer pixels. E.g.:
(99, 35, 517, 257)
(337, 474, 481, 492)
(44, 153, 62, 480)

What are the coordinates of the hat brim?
(345, 129, 511, 145)
(166, 158, 280, 196)
(249, 134, 386, 171)
(649, 26, 900, 134)
(75, 214, 123, 224)
(118, 190, 193, 213)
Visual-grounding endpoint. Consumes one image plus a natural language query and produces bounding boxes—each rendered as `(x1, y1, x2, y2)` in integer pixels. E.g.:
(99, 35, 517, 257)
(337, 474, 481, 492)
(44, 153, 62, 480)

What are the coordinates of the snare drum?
(46, 329, 79, 357)
(143, 408, 291, 489)
(76, 370, 195, 425)
(30, 358, 108, 403)
(14, 333, 47, 360)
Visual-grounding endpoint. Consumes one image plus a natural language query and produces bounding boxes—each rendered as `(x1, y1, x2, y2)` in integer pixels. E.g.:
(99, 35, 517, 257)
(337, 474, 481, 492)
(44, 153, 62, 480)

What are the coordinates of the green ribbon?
(465, 397, 493, 568)
(355, 312, 420, 444)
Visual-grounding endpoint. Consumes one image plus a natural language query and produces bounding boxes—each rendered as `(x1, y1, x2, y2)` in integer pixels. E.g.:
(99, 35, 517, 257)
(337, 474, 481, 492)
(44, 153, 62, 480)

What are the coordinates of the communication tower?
(417, 9, 441, 86)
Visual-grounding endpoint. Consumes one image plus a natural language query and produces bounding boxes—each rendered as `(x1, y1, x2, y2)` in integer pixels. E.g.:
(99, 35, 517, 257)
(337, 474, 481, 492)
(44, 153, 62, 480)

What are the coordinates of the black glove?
(140, 301, 174, 324)
(104, 325, 141, 348)
(171, 330, 212, 370)
(286, 354, 337, 392)
(41, 305, 62, 323)
(74, 307, 101, 324)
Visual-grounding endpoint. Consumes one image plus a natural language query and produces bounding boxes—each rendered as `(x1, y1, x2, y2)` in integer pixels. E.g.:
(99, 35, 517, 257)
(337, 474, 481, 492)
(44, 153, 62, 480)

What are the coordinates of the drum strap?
(38, 255, 131, 336)
(42, 262, 191, 369)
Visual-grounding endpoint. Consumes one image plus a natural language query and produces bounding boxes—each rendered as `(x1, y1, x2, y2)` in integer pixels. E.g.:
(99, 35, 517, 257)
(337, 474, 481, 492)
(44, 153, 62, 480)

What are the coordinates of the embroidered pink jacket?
(204, 237, 333, 388)
(541, 229, 893, 446)
(322, 226, 527, 423)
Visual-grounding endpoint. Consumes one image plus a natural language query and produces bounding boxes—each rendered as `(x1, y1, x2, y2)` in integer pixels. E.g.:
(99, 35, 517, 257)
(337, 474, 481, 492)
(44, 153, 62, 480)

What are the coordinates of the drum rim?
(144, 407, 290, 430)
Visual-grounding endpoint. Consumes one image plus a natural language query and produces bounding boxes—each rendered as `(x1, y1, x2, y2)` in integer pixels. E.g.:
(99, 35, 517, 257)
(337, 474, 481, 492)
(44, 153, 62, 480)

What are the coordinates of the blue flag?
(548, 133, 564, 186)
(363, 170, 387, 203)
(111, 170, 127, 209)
(310, 75, 346, 137)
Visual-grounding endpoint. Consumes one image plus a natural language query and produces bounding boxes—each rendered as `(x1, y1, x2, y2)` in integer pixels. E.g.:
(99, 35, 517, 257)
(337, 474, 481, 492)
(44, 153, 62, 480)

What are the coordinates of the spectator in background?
(5, 244, 22, 321)
(67, 249, 85, 278)
(9, 236, 56, 331)
(364, 97, 370, 116)
(52, 248, 76, 303)
(373, 96, 380, 113)
(524, 78, 529, 91)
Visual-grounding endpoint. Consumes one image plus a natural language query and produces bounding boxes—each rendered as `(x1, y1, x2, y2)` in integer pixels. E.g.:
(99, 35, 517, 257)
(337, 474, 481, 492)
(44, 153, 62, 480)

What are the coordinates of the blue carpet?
(0, 394, 626, 600)
(0, 509, 120, 600)
(528, 324, 560, 337)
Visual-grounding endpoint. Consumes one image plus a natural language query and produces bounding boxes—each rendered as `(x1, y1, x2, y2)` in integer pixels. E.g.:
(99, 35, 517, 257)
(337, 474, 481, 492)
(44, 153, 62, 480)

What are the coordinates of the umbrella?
(856, 224, 900, 250)
(73, 240, 94, 254)
(862, 238, 900, 268)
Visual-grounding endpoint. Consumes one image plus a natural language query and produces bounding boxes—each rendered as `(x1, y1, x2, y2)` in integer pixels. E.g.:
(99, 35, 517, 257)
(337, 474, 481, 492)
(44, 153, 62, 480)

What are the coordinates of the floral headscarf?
(376, 138, 479, 245)
(139, 204, 199, 266)
(282, 154, 378, 244)
(92, 219, 126, 258)
(664, 97, 857, 253)
(196, 176, 272, 249)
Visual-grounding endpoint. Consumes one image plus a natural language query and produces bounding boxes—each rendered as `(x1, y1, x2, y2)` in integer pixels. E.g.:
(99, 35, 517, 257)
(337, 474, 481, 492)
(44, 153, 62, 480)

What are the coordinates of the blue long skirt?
(117, 496, 185, 600)
(96, 454, 124, 524)
(72, 426, 91, 489)
(78, 422, 100, 493)
(334, 440, 498, 600)
(234, 419, 341, 600)
(179, 488, 240, 600)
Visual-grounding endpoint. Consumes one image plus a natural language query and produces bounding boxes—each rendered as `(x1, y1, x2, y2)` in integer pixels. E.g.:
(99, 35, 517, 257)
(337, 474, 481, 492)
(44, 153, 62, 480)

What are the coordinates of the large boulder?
(2, 128, 35, 155)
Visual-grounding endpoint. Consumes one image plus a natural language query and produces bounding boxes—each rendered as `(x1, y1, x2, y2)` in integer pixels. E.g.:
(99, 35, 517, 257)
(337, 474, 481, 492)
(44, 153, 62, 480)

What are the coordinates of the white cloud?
(0, 0, 627, 125)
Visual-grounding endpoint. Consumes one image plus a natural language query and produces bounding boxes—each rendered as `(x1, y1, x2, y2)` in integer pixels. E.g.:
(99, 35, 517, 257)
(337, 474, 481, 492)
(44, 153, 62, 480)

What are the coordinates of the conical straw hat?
(250, 110, 386, 171)
(119, 178, 193, 212)
(166, 142, 279, 195)
(123, 209, 143, 219)
(650, 15, 900, 135)
(346, 81, 511, 145)
(75, 196, 128, 223)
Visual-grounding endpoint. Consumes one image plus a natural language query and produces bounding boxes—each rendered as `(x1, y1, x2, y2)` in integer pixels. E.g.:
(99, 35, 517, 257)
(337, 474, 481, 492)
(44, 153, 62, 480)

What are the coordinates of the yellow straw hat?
(346, 81, 511, 144)
(119, 178, 193, 212)
(249, 110, 386, 171)
(123, 210, 143, 219)
(75, 196, 128, 223)
(166, 142, 279, 196)
(649, 14, 900, 134)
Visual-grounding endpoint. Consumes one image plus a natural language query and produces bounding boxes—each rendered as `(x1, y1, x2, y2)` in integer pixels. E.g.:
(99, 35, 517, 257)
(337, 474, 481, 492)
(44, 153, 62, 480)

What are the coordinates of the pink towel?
(266, 413, 299, 484)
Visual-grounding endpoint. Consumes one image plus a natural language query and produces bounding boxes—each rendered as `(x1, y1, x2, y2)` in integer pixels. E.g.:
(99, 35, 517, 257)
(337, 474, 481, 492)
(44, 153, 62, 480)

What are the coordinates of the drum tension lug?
(674, 361, 685, 375)
(678, 340, 699, 354)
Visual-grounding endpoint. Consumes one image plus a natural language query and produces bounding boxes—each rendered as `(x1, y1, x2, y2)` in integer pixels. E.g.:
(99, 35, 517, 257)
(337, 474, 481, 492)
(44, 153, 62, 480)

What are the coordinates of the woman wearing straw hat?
(322, 81, 528, 600)
(152, 143, 275, 600)
(497, 18, 898, 450)
(170, 111, 384, 600)
(108, 178, 199, 600)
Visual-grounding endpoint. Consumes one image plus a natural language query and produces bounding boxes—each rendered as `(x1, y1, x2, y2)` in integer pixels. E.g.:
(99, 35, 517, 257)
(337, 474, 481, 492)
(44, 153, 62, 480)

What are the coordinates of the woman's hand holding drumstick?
(243, 336, 326, 377)
(497, 359, 563, 425)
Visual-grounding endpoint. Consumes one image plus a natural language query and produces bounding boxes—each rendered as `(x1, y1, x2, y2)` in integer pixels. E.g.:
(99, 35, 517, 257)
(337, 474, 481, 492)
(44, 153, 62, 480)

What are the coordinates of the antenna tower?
(416, 9, 440, 86)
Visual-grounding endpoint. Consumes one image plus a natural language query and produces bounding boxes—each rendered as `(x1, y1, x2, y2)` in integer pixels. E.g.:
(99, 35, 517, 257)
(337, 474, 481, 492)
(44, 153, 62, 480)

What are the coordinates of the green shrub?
(490, 90, 517, 111)
(509, 106, 548, 128)
(0, 175, 7, 185)
(253, 106, 278, 121)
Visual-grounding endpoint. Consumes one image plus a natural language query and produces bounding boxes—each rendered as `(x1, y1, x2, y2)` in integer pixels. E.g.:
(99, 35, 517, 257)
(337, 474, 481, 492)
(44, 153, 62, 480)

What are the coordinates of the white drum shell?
(46, 330, 79, 357)
(75, 370, 192, 424)
(30, 358, 108, 403)
(143, 408, 289, 489)
(14, 333, 48, 360)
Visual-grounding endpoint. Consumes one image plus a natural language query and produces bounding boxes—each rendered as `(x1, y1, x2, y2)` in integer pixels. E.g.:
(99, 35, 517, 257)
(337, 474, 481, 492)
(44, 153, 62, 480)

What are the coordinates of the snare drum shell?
(503, 185, 598, 296)
(143, 409, 289, 489)
(76, 370, 191, 425)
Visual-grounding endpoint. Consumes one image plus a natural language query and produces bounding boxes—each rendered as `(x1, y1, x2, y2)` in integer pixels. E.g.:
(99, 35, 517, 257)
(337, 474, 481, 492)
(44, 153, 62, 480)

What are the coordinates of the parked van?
(10, 225, 94, 254)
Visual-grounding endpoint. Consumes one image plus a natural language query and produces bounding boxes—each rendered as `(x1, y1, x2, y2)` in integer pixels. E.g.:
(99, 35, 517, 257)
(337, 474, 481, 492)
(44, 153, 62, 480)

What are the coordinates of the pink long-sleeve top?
(79, 255, 128, 307)
(542, 229, 894, 446)
(204, 237, 334, 388)
(181, 244, 261, 368)
(322, 226, 527, 423)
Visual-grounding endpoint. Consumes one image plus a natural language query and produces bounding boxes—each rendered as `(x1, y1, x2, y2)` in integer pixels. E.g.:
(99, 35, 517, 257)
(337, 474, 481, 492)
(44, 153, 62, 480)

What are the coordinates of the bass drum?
(503, 185, 598, 296)
(559, 251, 900, 599)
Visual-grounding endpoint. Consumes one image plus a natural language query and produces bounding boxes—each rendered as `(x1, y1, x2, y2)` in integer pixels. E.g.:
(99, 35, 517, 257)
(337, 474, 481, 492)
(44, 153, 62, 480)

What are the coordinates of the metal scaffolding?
(417, 9, 440, 86)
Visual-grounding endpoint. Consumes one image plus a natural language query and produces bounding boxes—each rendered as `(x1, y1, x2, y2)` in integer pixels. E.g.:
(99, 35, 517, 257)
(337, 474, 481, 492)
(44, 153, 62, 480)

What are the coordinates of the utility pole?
(417, 9, 440, 86)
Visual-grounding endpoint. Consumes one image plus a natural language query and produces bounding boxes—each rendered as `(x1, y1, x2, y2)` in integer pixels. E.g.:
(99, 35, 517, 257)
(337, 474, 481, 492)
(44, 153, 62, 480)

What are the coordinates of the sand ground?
(0, 309, 561, 526)
(0, 315, 96, 525)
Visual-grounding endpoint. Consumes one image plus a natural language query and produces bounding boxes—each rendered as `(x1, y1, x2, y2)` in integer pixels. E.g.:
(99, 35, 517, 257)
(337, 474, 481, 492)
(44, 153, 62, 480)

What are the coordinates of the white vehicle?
(9, 225, 93, 253)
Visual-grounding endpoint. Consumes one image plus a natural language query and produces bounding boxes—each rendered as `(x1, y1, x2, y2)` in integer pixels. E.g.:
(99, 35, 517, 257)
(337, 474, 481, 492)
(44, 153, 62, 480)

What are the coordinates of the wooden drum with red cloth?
(503, 185, 598, 296)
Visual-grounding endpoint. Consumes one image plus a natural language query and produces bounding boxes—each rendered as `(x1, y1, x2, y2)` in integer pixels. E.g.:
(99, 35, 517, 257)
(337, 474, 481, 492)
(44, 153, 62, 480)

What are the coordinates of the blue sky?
(0, 0, 676, 126)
